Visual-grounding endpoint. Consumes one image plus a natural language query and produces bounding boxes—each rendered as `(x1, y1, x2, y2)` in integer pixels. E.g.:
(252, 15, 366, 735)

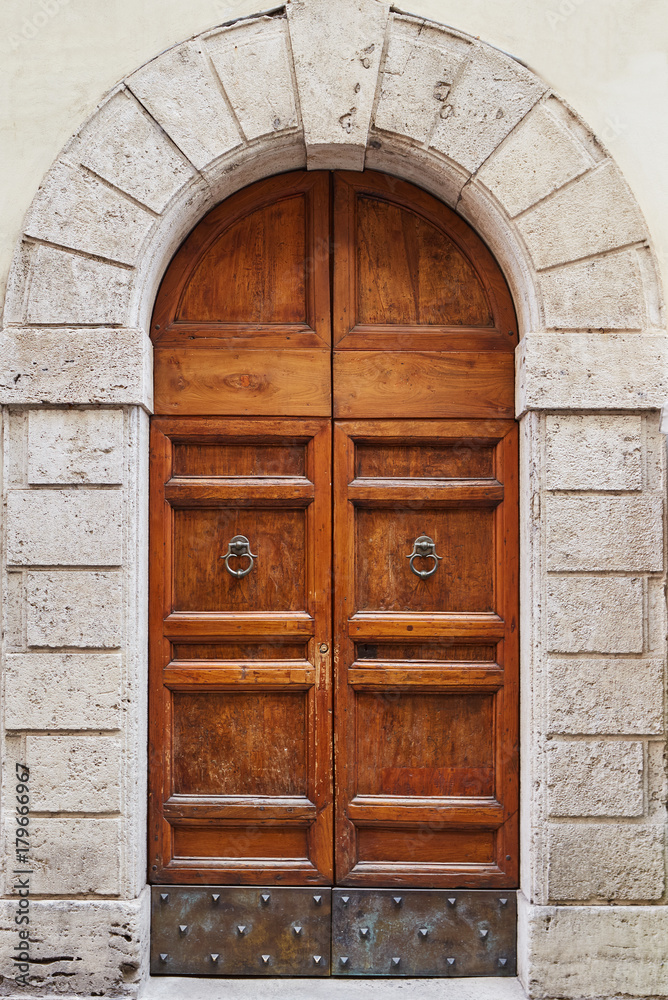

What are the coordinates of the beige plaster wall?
(1, 0, 667, 313)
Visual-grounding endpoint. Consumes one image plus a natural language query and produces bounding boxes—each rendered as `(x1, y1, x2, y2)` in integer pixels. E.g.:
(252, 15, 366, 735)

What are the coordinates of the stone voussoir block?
(547, 822, 665, 901)
(26, 571, 122, 648)
(374, 15, 472, 145)
(287, 0, 390, 170)
(545, 413, 642, 491)
(28, 408, 124, 485)
(0, 889, 149, 997)
(6, 490, 123, 567)
(24, 734, 122, 812)
(4, 653, 122, 730)
(126, 39, 242, 170)
(546, 495, 663, 572)
(69, 88, 195, 214)
(539, 248, 648, 330)
(0, 327, 153, 408)
(23, 160, 155, 267)
(547, 575, 643, 654)
(547, 657, 664, 736)
(476, 97, 598, 218)
(205, 16, 298, 141)
(547, 739, 644, 817)
(517, 332, 668, 413)
(430, 42, 546, 174)
(24, 243, 134, 326)
(516, 159, 647, 270)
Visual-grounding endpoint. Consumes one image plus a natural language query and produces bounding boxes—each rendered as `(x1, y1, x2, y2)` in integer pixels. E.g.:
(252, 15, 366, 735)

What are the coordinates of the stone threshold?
(142, 976, 528, 999)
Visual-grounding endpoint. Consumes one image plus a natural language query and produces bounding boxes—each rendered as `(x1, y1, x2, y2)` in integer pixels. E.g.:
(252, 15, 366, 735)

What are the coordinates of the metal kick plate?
(331, 889, 516, 977)
(150, 886, 331, 976)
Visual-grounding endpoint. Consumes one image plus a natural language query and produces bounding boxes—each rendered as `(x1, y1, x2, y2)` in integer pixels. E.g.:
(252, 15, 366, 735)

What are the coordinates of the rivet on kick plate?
(359, 927, 370, 939)
(159, 954, 168, 963)
(391, 957, 401, 967)
(418, 928, 429, 939)
(261, 893, 271, 905)
(237, 925, 247, 935)
(480, 928, 489, 939)
(313, 955, 323, 965)
(179, 925, 188, 935)
(211, 894, 220, 904)
(293, 925, 303, 937)
(393, 896, 403, 906)
(339, 957, 350, 966)
(313, 895, 323, 905)
(447, 958, 456, 966)
(499, 958, 508, 967)
(159, 893, 169, 904)
(341, 896, 350, 905)
(500, 898, 508, 906)
(261, 955, 271, 965)
(210, 954, 219, 963)
(447, 897, 456, 907)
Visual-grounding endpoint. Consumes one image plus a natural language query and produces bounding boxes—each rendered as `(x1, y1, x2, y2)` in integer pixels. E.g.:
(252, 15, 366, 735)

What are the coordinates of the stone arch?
(1, 3, 667, 998)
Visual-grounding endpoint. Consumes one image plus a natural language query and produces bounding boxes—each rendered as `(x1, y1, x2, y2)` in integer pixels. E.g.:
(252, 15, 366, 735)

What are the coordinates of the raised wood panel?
(334, 420, 519, 887)
(154, 348, 331, 416)
(333, 352, 515, 419)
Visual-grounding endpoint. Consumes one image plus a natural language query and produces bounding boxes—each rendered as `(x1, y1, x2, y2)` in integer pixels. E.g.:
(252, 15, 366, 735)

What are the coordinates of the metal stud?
(159, 893, 169, 904)
(179, 925, 188, 935)
(500, 898, 508, 906)
(393, 896, 403, 906)
(359, 927, 370, 939)
(418, 928, 429, 939)
(313, 955, 323, 965)
(261, 955, 270, 965)
(391, 957, 401, 967)
(447, 897, 456, 907)
(293, 925, 303, 937)
(210, 954, 219, 963)
(211, 894, 220, 904)
(341, 896, 350, 905)
(499, 958, 508, 968)
(237, 925, 247, 935)
(339, 957, 349, 966)
(159, 954, 168, 963)
(261, 893, 271, 905)
(447, 957, 456, 967)
(480, 929, 489, 939)
(313, 895, 323, 905)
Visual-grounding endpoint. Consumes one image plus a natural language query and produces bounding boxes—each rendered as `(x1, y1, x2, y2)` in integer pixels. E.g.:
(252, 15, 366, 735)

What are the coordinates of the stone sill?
(142, 976, 527, 999)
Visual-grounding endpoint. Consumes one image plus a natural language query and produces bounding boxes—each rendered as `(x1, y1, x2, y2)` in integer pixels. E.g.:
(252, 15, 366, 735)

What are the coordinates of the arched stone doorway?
(0, 1, 666, 996)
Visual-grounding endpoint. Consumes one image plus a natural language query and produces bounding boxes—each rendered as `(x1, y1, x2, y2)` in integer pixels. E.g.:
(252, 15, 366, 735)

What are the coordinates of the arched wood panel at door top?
(148, 169, 518, 888)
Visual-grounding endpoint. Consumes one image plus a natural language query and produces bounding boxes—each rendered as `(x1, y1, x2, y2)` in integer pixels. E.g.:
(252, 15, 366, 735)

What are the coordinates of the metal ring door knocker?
(407, 534, 442, 579)
(221, 535, 257, 578)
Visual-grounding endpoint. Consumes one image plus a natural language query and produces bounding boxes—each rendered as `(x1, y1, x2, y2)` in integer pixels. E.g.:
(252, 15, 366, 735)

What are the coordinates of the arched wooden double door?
(149, 171, 518, 895)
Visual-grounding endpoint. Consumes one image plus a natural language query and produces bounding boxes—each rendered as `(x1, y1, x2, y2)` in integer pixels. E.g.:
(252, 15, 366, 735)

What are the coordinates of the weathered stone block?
(6, 490, 123, 566)
(547, 739, 644, 817)
(518, 895, 668, 998)
(546, 495, 663, 572)
(540, 248, 647, 330)
(27, 818, 121, 895)
(476, 99, 596, 217)
(547, 657, 664, 736)
(26, 571, 122, 648)
(28, 409, 124, 485)
(545, 414, 642, 491)
(25, 735, 121, 813)
(547, 576, 643, 653)
(127, 41, 241, 169)
(23, 161, 154, 266)
(0, 328, 152, 408)
(25, 244, 133, 326)
(547, 823, 664, 900)
(288, 0, 390, 169)
(4, 653, 121, 730)
(71, 89, 194, 213)
(0, 890, 149, 997)
(517, 333, 668, 413)
(430, 45, 546, 173)
(375, 16, 471, 144)
(206, 17, 298, 141)
(516, 160, 647, 270)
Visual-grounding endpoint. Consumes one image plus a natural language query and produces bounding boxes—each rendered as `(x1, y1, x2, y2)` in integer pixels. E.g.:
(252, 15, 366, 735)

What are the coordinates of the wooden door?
(149, 169, 518, 889)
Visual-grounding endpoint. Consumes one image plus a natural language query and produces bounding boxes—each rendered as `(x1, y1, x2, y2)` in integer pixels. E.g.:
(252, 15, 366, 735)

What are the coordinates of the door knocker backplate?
(407, 535, 442, 579)
(222, 535, 257, 578)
